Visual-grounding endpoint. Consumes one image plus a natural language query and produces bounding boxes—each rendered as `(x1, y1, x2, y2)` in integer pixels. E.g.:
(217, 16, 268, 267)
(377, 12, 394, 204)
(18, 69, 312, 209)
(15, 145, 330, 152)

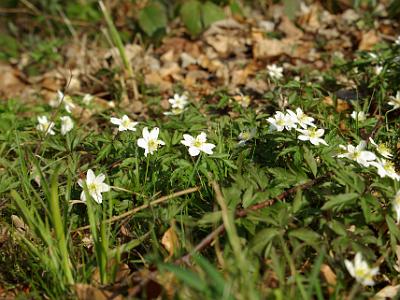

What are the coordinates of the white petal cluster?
(238, 128, 256, 146)
(337, 142, 376, 167)
(266, 64, 283, 80)
(370, 158, 400, 181)
(287, 108, 316, 129)
(369, 137, 393, 159)
(267, 111, 296, 132)
(82, 94, 93, 105)
(181, 132, 216, 156)
(60, 116, 74, 135)
(137, 127, 165, 157)
(110, 115, 138, 132)
(350, 111, 367, 122)
(345, 252, 379, 286)
(389, 91, 400, 110)
(78, 169, 110, 204)
(297, 127, 328, 146)
(36, 116, 55, 135)
(164, 94, 189, 115)
(50, 91, 76, 113)
(393, 190, 400, 223)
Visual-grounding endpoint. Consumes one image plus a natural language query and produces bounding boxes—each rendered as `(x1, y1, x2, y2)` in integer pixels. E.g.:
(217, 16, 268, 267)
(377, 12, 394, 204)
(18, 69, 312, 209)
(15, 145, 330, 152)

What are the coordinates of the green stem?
(187, 153, 202, 187)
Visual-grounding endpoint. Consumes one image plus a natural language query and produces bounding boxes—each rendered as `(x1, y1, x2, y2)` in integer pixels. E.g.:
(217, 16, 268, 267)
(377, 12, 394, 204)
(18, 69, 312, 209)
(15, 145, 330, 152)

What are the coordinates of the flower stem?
(187, 154, 202, 187)
(144, 156, 150, 185)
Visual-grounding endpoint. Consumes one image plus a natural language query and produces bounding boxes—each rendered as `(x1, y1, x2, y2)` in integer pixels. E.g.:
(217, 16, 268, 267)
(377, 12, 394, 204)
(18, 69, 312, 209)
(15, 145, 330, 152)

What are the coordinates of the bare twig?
(178, 173, 332, 264)
(72, 186, 200, 232)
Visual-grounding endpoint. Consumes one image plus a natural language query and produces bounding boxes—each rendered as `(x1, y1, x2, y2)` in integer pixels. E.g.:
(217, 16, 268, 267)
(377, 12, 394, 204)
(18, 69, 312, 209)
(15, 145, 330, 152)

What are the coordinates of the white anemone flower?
(110, 115, 138, 132)
(350, 111, 367, 122)
(266, 64, 283, 80)
(36, 116, 55, 135)
(375, 65, 383, 75)
(369, 137, 393, 159)
(82, 94, 94, 105)
(389, 91, 400, 110)
(267, 111, 296, 131)
(393, 190, 400, 223)
(395, 36, 400, 45)
(137, 127, 165, 157)
(370, 158, 400, 181)
(164, 94, 189, 115)
(287, 108, 315, 129)
(297, 127, 328, 146)
(50, 90, 76, 113)
(181, 132, 216, 156)
(345, 252, 379, 286)
(238, 128, 257, 146)
(337, 142, 376, 167)
(78, 169, 110, 204)
(60, 116, 73, 135)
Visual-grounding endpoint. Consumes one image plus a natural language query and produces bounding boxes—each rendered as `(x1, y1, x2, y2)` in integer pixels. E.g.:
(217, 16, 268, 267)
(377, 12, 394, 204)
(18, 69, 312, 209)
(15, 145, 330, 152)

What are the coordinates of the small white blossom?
(337, 142, 376, 167)
(238, 128, 256, 146)
(267, 64, 283, 80)
(82, 94, 94, 105)
(50, 91, 76, 113)
(78, 169, 110, 204)
(287, 108, 315, 129)
(395, 36, 400, 45)
(297, 127, 328, 146)
(393, 190, 400, 223)
(369, 137, 393, 159)
(267, 111, 296, 131)
(60, 116, 73, 135)
(36, 116, 55, 135)
(370, 158, 400, 180)
(389, 91, 400, 110)
(181, 132, 216, 156)
(345, 252, 379, 286)
(137, 127, 165, 157)
(164, 94, 189, 116)
(375, 65, 383, 75)
(351, 111, 367, 122)
(110, 115, 138, 132)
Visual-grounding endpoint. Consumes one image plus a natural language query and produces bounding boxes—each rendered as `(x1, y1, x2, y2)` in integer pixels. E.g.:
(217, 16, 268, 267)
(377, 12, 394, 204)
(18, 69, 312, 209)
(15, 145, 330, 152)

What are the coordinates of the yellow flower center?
(193, 139, 203, 148)
(148, 139, 159, 151)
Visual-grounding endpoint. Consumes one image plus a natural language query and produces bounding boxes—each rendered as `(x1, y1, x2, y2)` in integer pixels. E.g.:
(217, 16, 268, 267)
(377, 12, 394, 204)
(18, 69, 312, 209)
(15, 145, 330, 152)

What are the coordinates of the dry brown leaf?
(279, 16, 303, 38)
(0, 63, 28, 99)
(161, 226, 179, 258)
(374, 285, 400, 299)
(358, 30, 380, 51)
(74, 284, 123, 300)
(320, 264, 337, 294)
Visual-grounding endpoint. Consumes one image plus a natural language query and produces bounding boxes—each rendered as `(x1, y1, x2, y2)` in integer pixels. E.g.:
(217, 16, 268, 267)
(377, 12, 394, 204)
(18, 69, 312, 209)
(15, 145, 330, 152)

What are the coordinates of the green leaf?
(138, 3, 167, 36)
(288, 228, 321, 245)
(201, 1, 225, 28)
(161, 264, 208, 291)
(303, 146, 317, 177)
(321, 193, 359, 211)
(180, 0, 203, 36)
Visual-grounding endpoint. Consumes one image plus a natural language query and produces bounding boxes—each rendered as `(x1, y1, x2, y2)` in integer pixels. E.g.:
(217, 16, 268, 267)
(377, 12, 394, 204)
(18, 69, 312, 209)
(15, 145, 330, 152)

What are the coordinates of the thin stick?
(72, 186, 200, 232)
(178, 173, 332, 263)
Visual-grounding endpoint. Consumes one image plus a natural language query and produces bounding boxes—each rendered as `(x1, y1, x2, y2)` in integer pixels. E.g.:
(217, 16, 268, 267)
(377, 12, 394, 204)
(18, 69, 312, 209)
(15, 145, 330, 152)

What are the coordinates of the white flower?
(181, 132, 216, 156)
(337, 142, 376, 167)
(36, 116, 55, 135)
(344, 252, 379, 286)
(393, 190, 400, 223)
(297, 127, 328, 146)
(351, 111, 367, 122)
(375, 65, 383, 75)
(389, 91, 400, 110)
(51, 90, 76, 113)
(137, 127, 165, 157)
(267, 64, 283, 80)
(395, 36, 400, 45)
(77, 169, 110, 204)
(238, 128, 256, 146)
(110, 115, 138, 132)
(369, 137, 393, 159)
(169, 94, 188, 109)
(60, 116, 73, 135)
(370, 158, 400, 180)
(267, 111, 296, 131)
(82, 94, 93, 105)
(164, 94, 189, 115)
(287, 108, 315, 129)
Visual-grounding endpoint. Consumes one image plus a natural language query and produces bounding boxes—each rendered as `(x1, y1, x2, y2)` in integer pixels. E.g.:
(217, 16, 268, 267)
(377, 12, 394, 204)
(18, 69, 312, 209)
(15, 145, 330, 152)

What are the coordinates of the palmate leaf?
(138, 2, 167, 37)
(180, 0, 203, 37)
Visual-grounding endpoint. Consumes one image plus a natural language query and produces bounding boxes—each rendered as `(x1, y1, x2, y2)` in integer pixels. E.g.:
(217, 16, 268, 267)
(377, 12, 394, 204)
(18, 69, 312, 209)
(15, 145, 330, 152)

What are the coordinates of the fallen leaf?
(161, 226, 179, 258)
(374, 285, 400, 299)
(358, 30, 380, 51)
(74, 284, 123, 300)
(320, 264, 337, 294)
